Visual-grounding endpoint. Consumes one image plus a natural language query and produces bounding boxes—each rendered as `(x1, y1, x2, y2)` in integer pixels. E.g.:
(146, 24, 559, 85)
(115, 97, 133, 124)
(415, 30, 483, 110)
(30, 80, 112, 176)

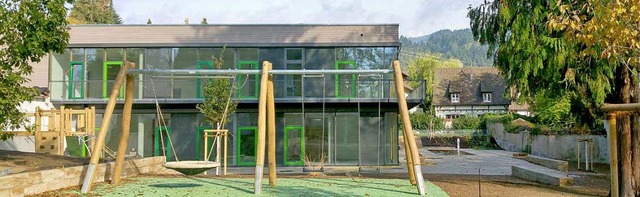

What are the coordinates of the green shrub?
(467, 133, 499, 149)
(452, 115, 482, 130)
(410, 112, 445, 130)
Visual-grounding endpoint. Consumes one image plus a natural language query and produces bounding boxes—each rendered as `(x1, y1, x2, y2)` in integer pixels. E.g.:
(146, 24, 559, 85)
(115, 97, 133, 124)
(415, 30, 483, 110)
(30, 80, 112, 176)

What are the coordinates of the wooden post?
(254, 61, 270, 194)
(267, 62, 277, 187)
(607, 113, 619, 197)
(90, 106, 96, 153)
(59, 106, 66, 155)
(81, 61, 131, 193)
(393, 60, 425, 195)
(403, 133, 417, 185)
(224, 130, 228, 175)
(112, 62, 136, 185)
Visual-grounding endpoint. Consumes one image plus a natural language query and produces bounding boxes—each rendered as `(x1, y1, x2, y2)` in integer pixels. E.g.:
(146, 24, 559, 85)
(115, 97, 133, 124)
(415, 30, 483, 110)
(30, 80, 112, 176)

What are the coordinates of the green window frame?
(237, 61, 259, 99)
(68, 61, 84, 99)
(335, 60, 356, 98)
(284, 126, 305, 166)
(196, 61, 214, 98)
(154, 126, 171, 161)
(103, 61, 124, 98)
(195, 126, 214, 160)
(237, 126, 258, 166)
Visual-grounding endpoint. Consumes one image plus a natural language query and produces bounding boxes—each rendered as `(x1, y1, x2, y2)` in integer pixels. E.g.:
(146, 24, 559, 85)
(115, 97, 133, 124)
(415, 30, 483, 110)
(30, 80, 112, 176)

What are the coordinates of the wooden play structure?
(601, 103, 640, 197)
(80, 60, 426, 196)
(8, 106, 96, 156)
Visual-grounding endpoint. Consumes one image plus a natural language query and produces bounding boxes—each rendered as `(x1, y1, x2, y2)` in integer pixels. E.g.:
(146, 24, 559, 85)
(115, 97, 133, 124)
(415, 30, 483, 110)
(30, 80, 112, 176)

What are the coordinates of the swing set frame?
(79, 60, 426, 196)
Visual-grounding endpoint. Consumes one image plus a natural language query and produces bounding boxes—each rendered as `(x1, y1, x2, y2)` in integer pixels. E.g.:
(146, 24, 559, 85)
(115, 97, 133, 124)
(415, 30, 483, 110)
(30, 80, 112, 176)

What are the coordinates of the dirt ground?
(0, 150, 96, 174)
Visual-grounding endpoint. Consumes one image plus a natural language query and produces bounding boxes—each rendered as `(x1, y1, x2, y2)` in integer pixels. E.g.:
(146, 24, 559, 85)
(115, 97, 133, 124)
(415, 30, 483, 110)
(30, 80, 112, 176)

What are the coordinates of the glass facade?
(54, 46, 406, 166)
(49, 47, 404, 101)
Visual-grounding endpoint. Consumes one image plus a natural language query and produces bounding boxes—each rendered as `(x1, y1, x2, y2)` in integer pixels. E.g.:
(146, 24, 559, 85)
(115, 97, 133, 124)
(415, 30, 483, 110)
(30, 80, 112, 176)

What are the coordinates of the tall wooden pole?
(111, 62, 136, 185)
(254, 61, 270, 194)
(393, 60, 425, 195)
(81, 62, 131, 194)
(403, 133, 417, 185)
(267, 62, 277, 187)
(607, 113, 619, 197)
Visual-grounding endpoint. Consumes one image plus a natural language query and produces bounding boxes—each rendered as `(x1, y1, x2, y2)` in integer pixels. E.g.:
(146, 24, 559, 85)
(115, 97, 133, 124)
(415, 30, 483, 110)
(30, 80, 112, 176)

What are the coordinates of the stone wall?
(487, 122, 609, 163)
(0, 156, 166, 197)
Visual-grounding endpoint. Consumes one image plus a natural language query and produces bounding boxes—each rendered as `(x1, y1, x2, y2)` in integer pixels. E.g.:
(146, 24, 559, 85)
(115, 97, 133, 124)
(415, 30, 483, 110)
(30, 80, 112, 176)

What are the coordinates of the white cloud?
(113, 0, 485, 36)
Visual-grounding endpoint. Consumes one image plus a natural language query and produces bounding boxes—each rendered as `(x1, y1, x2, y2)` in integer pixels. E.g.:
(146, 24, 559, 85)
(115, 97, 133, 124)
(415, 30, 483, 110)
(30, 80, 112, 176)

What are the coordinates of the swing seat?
(163, 161, 220, 176)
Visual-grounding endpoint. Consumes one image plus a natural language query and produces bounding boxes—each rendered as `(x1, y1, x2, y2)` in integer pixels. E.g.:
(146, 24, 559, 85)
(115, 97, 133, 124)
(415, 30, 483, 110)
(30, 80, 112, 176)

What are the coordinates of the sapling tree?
(197, 47, 237, 128)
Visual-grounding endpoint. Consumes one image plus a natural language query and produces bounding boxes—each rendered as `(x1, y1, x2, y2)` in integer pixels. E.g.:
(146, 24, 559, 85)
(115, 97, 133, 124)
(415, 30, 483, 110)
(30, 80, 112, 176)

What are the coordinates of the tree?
(146, 19, 152, 24)
(469, 0, 640, 195)
(67, 0, 122, 24)
(0, 0, 70, 139)
(197, 47, 237, 128)
(407, 54, 462, 113)
(201, 17, 208, 24)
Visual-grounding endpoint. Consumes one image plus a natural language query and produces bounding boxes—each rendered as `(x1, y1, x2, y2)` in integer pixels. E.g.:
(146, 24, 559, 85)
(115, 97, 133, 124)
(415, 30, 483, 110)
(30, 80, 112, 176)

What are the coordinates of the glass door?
(154, 126, 171, 161)
(196, 61, 213, 98)
(284, 126, 305, 166)
(103, 61, 124, 98)
(68, 61, 84, 99)
(237, 126, 257, 166)
(335, 61, 356, 98)
(237, 61, 259, 99)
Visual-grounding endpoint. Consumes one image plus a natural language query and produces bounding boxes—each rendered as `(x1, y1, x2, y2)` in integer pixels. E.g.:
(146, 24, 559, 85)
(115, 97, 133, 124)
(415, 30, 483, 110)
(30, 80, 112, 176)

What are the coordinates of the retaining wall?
(487, 123, 609, 163)
(0, 156, 166, 197)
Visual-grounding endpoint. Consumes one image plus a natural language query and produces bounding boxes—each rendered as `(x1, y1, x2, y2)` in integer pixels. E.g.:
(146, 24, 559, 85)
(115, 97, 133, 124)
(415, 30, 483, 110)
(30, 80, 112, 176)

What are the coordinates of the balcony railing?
(50, 77, 425, 103)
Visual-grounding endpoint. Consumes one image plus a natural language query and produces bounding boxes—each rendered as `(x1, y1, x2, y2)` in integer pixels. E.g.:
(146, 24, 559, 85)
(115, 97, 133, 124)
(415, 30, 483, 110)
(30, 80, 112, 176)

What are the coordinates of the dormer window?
(483, 93, 492, 102)
(451, 93, 460, 103)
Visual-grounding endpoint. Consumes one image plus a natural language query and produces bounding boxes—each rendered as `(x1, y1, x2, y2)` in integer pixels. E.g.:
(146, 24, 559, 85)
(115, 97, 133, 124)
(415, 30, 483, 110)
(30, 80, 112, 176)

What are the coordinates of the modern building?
(432, 67, 509, 127)
(43, 24, 425, 167)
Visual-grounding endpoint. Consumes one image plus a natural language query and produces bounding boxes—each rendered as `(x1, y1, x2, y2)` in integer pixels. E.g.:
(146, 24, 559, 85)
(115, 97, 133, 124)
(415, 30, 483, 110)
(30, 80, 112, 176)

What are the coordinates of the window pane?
(237, 48, 258, 60)
(334, 113, 358, 164)
(71, 48, 84, 62)
(213, 48, 234, 69)
(144, 48, 172, 98)
(105, 48, 124, 61)
(85, 49, 104, 98)
(50, 50, 70, 100)
(172, 48, 198, 99)
(126, 48, 144, 99)
(286, 49, 302, 61)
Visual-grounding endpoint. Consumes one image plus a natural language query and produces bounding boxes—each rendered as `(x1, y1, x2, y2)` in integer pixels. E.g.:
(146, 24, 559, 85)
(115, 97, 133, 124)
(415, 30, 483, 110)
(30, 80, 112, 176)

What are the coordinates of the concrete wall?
(487, 123, 609, 163)
(0, 156, 166, 197)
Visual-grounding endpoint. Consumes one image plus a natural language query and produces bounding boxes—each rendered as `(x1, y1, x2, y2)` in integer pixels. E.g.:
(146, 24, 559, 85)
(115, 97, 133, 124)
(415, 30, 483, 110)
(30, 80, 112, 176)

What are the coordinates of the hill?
(400, 28, 493, 67)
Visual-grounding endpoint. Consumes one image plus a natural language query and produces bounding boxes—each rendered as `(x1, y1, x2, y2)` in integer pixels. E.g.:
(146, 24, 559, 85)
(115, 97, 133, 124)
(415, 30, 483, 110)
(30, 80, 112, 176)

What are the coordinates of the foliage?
(529, 90, 575, 129)
(409, 112, 445, 130)
(67, 0, 122, 24)
(201, 18, 208, 24)
(467, 133, 500, 150)
(0, 0, 70, 139)
(146, 19, 151, 24)
(407, 53, 462, 112)
(197, 48, 237, 127)
(400, 29, 493, 67)
(451, 115, 482, 130)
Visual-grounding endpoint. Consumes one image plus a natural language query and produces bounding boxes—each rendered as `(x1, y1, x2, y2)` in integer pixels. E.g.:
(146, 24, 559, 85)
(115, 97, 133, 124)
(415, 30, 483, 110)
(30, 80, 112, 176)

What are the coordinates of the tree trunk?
(615, 66, 639, 196)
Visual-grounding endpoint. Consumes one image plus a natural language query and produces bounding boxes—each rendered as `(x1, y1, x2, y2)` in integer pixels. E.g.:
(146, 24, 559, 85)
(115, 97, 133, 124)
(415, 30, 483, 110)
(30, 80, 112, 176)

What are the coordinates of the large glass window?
(237, 48, 259, 99)
(125, 48, 145, 99)
(172, 48, 198, 98)
(85, 49, 104, 98)
(285, 49, 303, 97)
(304, 113, 329, 163)
(236, 113, 258, 166)
(50, 50, 70, 100)
(144, 48, 172, 98)
(333, 113, 359, 165)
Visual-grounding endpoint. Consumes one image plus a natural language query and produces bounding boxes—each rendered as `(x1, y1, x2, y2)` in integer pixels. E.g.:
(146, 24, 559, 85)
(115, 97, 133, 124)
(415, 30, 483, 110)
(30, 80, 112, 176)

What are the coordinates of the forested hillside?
(399, 28, 492, 67)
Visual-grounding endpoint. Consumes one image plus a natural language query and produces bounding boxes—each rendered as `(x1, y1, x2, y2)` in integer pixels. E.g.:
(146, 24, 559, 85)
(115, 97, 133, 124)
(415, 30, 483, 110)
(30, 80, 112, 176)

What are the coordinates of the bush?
(452, 115, 482, 130)
(467, 133, 500, 149)
(410, 112, 445, 130)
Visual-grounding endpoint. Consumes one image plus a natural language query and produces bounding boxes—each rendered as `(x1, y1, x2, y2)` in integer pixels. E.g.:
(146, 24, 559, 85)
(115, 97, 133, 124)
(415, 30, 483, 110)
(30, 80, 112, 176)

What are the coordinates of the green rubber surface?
(65, 176, 449, 196)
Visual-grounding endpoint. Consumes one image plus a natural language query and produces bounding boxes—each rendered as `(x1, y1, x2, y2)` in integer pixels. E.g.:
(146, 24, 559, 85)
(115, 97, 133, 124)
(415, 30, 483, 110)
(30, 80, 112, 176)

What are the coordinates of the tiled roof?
(432, 67, 510, 105)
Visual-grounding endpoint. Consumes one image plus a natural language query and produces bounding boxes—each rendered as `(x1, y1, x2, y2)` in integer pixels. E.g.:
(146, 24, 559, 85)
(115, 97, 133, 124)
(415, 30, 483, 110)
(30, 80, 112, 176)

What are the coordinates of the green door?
(154, 127, 171, 161)
(196, 61, 213, 98)
(103, 61, 124, 98)
(68, 61, 84, 99)
(195, 126, 214, 160)
(335, 61, 356, 98)
(284, 126, 305, 166)
(237, 61, 259, 99)
(237, 126, 257, 166)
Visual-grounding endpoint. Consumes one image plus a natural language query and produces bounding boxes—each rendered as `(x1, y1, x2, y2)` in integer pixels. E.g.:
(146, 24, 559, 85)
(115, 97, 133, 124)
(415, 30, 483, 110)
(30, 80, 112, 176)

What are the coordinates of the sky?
(113, 0, 485, 37)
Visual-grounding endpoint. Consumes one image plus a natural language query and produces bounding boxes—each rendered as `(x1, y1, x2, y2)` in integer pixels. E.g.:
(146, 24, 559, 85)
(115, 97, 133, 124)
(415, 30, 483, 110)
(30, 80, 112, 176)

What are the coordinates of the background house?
(432, 68, 510, 127)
